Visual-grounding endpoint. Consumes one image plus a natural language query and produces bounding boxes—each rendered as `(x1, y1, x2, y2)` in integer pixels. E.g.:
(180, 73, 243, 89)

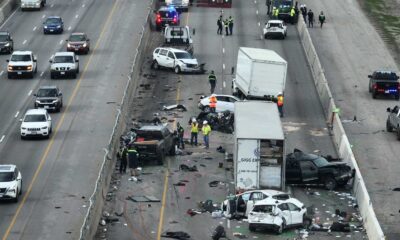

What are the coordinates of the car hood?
(36, 97, 58, 101)
(44, 24, 62, 27)
(0, 181, 16, 189)
(51, 63, 75, 68)
(69, 41, 86, 45)
(21, 122, 47, 128)
(8, 61, 32, 66)
(178, 58, 198, 65)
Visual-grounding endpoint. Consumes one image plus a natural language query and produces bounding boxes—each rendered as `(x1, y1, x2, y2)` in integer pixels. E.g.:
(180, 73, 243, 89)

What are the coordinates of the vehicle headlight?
(21, 127, 26, 130)
(7, 187, 16, 193)
(35, 2, 40, 5)
(83, 43, 87, 47)
(4, 43, 9, 47)
(57, 25, 61, 28)
(8, 65, 13, 71)
(27, 65, 32, 70)
(67, 43, 71, 47)
(44, 26, 48, 29)
(41, 126, 48, 129)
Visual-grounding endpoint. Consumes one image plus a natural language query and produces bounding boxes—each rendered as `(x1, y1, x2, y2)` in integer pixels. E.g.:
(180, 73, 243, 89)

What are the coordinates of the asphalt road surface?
(0, 0, 150, 239)
(96, 0, 366, 239)
(304, 0, 400, 238)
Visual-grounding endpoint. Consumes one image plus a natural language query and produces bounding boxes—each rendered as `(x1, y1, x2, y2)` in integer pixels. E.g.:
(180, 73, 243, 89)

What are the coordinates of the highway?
(304, 0, 400, 238)
(96, 1, 365, 239)
(0, 0, 150, 239)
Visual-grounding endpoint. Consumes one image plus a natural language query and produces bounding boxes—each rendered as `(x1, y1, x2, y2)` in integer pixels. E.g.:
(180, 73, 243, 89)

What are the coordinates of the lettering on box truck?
(236, 139, 259, 190)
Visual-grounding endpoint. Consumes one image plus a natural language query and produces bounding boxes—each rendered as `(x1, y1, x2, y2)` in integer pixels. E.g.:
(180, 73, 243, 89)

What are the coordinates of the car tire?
(20, 135, 25, 140)
(19, 180, 22, 195)
(49, 127, 52, 134)
(72, 72, 77, 79)
(264, 34, 268, 39)
(152, 60, 159, 70)
(372, 92, 377, 99)
(50, 72, 56, 79)
(7, 73, 13, 79)
(324, 176, 337, 190)
(248, 224, 256, 232)
(29, 72, 34, 79)
(396, 94, 400, 100)
(174, 66, 181, 74)
(397, 128, 400, 141)
(386, 119, 393, 132)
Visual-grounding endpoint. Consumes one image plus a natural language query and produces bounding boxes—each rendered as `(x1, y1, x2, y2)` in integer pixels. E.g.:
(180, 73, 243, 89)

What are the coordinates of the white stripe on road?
(0, 71, 4, 76)
(82, 4, 85, 7)
(222, 64, 225, 70)
(75, 14, 79, 18)
(222, 48, 225, 54)
(14, 111, 19, 118)
(22, 40, 27, 45)
(223, 81, 226, 88)
(59, 40, 63, 45)
(256, 10, 258, 15)
(28, 90, 33, 96)
(50, 4, 54, 8)
(68, 26, 71, 31)
(40, 71, 44, 77)
(0, 135, 5, 143)
(42, 14, 46, 18)
(33, 26, 37, 31)
(258, 22, 261, 26)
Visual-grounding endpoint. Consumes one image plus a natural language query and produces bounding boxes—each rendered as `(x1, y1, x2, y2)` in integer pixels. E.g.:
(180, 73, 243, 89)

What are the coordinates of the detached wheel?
(174, 66, 181, 74)
(324, 177, 337, 190)
(386, 119, 393, 132)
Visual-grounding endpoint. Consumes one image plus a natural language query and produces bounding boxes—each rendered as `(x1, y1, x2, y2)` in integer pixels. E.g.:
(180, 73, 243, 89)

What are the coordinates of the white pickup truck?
(49, 52, 79, 79)
(7, 51, 37, 79)
(21, 0, 46, 11)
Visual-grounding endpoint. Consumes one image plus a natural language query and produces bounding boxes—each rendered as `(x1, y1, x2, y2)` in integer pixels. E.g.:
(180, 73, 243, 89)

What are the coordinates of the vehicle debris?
(179, 164, 198, 172)
(163, 104, 187, 111)
(216, 146, 226, 153)
(212, 225, 226, 240)
(161, 231, 191, 239)
(127, 195, 160, 202)
(209, 180, 224, 187)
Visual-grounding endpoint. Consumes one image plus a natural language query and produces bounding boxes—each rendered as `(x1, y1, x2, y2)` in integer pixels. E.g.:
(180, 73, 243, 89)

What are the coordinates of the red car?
(66, 33, 90, 54)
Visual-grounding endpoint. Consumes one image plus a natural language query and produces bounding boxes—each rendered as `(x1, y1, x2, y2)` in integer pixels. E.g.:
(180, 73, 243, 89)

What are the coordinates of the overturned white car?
(248, 197, 310, 234)
(263, 20, 287, 39)
(221, 190, 291, 218)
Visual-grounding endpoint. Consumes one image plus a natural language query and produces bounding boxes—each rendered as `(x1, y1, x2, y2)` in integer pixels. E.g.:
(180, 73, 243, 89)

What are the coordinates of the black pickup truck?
(285, 149, 354, 190)
(368, 70, 400, 99)
(133, 125, 177, 165)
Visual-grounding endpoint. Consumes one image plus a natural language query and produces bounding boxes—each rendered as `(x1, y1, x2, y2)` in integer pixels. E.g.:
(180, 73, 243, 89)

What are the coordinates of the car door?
(166, 51, 176, 68)
(245, 192, 266, 216)
(236, 192, 250, 215)
(226, 96, 238, 112)
(285, 159, 302, 183)
(156, 49, 168, 66)
(216, 96, 227, 112)
(287, 203, 303, 225)
(278, 203, 291, 225)
(299, 160, 319, 182)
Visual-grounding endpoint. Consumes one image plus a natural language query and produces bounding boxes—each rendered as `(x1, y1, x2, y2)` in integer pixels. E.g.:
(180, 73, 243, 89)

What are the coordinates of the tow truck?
(162, 25, 194, 55)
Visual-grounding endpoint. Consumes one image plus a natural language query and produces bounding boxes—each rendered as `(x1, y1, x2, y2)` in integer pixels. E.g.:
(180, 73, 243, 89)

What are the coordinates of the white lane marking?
(82, 4, 85, 7)
(223, 81, 226, 88)
(22, 40, 27, 45)
(68, 26, 71, 31)
(222, 48, 225, 54)
(0, 6, 18, 29)
(14, 111, 19, 118)
(254, 0, 257, 3)
(227, 219, 231, 229)
(0, 135, 4, 143)
(75, 14, 79, 19)
(0, 71, 3, 76)
(33, 26, 37, 31)
(50, 4, 54, 8)
(258, 22, 261, 27)
(256, 10, 258, 15)
(59, 40, 63, 45)
(260, 34, 263, 40)
(222, 64, 225, 70)
(40, 71, 44, 77)
(42, 14, 46, 19)
(28, 90, 33, 96)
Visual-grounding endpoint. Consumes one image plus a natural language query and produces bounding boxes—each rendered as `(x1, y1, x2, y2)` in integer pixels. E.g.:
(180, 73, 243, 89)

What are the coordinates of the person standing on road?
(266, 0, 272, 15)
(209, 70, 217, 94)
(209, 94, 217, 113)
(228, 16, 234, 35)
(190, 118, 198, 146)
(118, 145, 128, 174)
(223, 18, 229, 36)
(272, 7, 279, 19)
(300, 4, 307, 23)
(217, 16, 223, 35)
(202, 120, 211, 149)
(318, 11, 325, 28)
(290, 6, 296, 24)
(127, 145, 139, 176)
(177, 122, 185, 149)
(307, 9, 314, 28)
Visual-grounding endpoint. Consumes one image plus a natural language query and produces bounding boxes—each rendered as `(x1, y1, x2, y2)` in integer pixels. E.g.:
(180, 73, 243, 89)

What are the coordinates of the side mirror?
(48, 116, 52, 121)
(368, 75, 372, 78)
(49, 60, 53, 63)
(6, 59, 9, 62)
(19, 118, 23, 122)
(33, 93, 37, 96)
(76, 57, 79, 62)
(387, 107, 391, 112)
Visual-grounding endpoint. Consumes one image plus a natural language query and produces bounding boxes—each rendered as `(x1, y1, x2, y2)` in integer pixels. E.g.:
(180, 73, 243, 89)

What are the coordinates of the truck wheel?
(324, 177, 337, 190)
(368, 83, 372, 93)
(396, 94, 400, 100)
(397, 128, 400, 141)
(7, 73, 13, 79)
(386, 119, 393, 132)
(372, 92, 377, 99)
(13, 189, 19, 202)
(50, 72, 56, 79)
(174, 66, 181, 74)
(248, 224, 256, 232)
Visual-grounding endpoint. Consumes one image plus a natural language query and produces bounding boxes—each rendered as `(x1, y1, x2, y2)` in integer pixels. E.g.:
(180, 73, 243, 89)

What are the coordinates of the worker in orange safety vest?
(277, 92, 284, 117)
(209, 94, 217, 113)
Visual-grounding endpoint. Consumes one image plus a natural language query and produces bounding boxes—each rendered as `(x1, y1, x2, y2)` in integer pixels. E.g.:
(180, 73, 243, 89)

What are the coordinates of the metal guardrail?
(78, 1, 154, 239)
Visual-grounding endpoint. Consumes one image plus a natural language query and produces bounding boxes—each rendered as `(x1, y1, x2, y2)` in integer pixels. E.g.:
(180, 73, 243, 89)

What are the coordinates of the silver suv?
(49, 52, 79, 79)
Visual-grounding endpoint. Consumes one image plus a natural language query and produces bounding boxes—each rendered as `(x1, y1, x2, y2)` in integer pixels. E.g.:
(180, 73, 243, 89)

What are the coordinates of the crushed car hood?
(178, 58, 198, 65)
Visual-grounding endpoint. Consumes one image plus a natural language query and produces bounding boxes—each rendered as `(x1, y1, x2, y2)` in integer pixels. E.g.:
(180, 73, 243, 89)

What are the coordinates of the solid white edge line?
(0, 71, 3, 76)
(0, 135, 5, 143)
(14, 111, 19, 118)
(22, 40, 27, 44)
(33, 26, 37, 31)
(28, 90, 33, 96)
(223, 81, 226, 88)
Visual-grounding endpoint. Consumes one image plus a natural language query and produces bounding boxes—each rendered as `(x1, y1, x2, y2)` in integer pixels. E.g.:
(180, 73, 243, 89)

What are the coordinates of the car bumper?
(67, 46, 89, 53)
(21, 5, 41, 9)
(180, 65, 204, 73)
(8, 71, 33, 77)
(0, 191, 17, 200)
(51, 70, 75, 77)
(265, 31, 285, 37)
(249, 222, 280, 231)
(35, 102, 60, 110)
(21, 129, 49, 137)
(44, 28, 63, 33)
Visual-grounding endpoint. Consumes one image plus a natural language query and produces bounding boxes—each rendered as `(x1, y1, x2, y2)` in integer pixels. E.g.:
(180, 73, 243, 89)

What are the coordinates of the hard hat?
(211, 93, 216, 97)
(192, 118, 197, 122)
(278, 92, 282, 95)
(273, 6, 276, 9)
(203, 120, 208, 124)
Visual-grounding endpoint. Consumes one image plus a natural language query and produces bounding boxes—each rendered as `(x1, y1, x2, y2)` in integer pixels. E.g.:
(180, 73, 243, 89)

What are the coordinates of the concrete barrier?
(0, 0, 18, 25)
(296, 17, 385, 240)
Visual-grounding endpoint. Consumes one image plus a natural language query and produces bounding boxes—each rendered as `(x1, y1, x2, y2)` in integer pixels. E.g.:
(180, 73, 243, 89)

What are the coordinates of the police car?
(263, 20, 287, 39)
(0, 165, 22, 202)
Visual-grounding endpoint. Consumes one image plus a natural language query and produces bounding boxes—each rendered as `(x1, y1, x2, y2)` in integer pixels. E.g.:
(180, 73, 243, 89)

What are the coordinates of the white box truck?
(234, 101, 285, 192)
(232, 47, 287, 100)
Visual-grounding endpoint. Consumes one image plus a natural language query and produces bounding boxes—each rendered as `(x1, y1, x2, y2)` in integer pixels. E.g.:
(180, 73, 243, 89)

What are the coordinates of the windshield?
(54, 56, 74, 63)
(175, 52, 192, 59)
(0, 172, 13, 182)
(136, 130, 163, 141)
(24, 114, 46, 122)
(11, 54, 31, 62)
(0, 35, 8, 42)
(269, 23, 281, 28)
(273, 0, 292, 7)
(37, 89, 58, 97)
(313, 157, 329, 167)
(45, 18, 61, 24)
(69, 35, 85, 41)
(252, 205, 274, 213)
(374, 71, 398, 80)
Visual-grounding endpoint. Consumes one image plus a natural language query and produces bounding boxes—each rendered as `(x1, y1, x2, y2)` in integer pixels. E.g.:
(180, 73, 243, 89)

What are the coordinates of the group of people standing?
(300, 4, 325, 28)
(217, 15, 234, 36)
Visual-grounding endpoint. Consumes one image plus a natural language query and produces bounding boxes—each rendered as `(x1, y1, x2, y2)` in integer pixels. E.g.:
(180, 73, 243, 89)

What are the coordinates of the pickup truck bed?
(368, 71, 400, 99)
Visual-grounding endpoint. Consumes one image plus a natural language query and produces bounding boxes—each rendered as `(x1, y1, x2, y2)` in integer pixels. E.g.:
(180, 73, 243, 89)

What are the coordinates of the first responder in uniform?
(127, 146, 139, 176)
(177, 122, 185, 149)
(228, 16, 234, 35)
(290, 7, 296, 24)
(209, 94, 217, 113)
(190, 118, 198, 146)
(202, 120, 211, 149)
(208, 70, 217, 94)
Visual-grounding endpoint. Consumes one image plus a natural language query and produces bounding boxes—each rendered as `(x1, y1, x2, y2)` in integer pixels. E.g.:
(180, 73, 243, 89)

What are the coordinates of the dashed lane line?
(0, 135, 4, 143)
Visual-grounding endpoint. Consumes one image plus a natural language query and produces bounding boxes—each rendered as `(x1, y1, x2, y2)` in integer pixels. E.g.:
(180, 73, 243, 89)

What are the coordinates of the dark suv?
(43, 16, 64, 34)
(0, 31, 13, 54)
(155, 6, 180, 31)
(33, 86, 63, 112)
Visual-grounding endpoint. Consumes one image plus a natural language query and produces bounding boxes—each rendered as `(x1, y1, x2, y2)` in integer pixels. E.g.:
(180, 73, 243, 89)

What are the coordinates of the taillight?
(373, 83, 377, 89)
(173, 16, 177, 23)
(156, 14, 161, 23)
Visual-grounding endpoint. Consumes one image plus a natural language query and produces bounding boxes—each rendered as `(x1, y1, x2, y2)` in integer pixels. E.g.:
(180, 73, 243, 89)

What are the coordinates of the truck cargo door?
(236, 139, 259, 190)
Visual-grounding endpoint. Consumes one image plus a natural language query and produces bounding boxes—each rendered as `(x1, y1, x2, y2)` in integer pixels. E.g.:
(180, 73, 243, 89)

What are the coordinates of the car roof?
(12, 51, 32, 55)
(139, 125, 166, 131)
(71, 32, 85, 35)
(157, 47, 187, 53)
(54, 51, 75, 57)
(0, 165, 16, 172)
(205, 94, 237, 98)
(25, 109, 47, 115)
(239, 189, 287, 196)
(38, 85, 58, 90)
(47, 16, 62, 19)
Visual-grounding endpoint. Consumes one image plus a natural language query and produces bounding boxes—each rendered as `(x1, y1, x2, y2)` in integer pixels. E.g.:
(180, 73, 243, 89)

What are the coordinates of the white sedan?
(263, 20, 287, 39)
(221, 189, 291, 218)
(20, 109, 52, 139)
(198, 94, 240, 113)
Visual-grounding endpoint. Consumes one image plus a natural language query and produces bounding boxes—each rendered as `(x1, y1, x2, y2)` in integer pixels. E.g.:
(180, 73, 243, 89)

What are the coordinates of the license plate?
(75, 47, 79, 50)
(385, 90, 389, 94)
(50, 29, 54, 32)
(60, 72, 65, 75)
(17, 72, 22, 75)
(31, 132, 37, 135)
(44, 105, 49, 109)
